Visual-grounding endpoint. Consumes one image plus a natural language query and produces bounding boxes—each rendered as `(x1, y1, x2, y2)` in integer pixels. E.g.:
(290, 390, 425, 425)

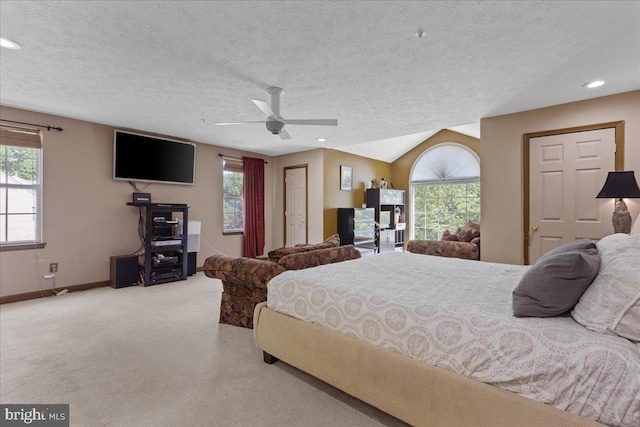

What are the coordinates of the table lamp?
(596, 171, 640, 234)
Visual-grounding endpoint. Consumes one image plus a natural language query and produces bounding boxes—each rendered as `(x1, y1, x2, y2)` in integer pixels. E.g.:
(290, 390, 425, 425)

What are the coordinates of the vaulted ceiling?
(1, 1, 638, 162)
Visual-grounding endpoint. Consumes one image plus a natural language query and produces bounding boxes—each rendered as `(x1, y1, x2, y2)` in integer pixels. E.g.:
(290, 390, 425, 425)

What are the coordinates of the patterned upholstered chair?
(408, 221, 480, 261)
(267, 234, 340, 263)
(407, 238, 480, 261)
(204, 244, 361, 328)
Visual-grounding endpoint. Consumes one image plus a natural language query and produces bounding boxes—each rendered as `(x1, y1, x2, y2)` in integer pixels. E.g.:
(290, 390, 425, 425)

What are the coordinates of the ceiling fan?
(213, 87, 338, 140)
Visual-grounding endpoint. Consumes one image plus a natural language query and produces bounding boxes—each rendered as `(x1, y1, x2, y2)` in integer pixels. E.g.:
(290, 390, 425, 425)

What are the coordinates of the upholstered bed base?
(253, 303, 601, 427)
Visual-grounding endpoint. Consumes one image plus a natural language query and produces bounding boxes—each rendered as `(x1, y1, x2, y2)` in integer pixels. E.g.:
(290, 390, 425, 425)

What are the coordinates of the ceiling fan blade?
(252, 99, 276, 117)
(213, 121, 266, 125)
(284, 119, 338, 126)
(279, 129, 292, 140)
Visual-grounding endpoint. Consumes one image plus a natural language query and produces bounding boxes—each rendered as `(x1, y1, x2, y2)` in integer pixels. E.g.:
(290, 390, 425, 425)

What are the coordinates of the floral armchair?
(203, 244, 361, 328)
(266, 234, 340, 262)
(408, 221, 480, 261)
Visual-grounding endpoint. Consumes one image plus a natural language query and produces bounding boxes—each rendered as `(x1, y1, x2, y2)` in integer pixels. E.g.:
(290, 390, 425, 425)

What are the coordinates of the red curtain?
(242, 156, 265, 258)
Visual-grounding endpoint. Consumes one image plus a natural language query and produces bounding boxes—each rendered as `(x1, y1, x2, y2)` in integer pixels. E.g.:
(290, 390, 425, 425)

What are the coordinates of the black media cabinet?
(127, 202, 189, 286)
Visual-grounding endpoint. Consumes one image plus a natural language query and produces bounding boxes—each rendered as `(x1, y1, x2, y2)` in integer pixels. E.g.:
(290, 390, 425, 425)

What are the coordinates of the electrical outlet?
(49, 263, 58, 273)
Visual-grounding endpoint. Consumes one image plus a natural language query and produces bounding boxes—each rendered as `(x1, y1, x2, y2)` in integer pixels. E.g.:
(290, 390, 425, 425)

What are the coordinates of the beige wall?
(323, 149, 390, 239)
(481, 91, 640, 265)
(4, 91, 637, 296)
(0, 106, 273, 297)
(390, 129, 481, 242)
(270, 149, 324, 248)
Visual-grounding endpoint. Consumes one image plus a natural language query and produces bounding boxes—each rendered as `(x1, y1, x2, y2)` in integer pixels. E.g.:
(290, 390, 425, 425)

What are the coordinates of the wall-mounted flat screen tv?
(113, 130, 196, 185)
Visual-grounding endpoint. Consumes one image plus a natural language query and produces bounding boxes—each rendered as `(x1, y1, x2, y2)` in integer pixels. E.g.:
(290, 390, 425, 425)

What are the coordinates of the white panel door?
(285, 167, 307, 246)
(529, 128, 615, 263)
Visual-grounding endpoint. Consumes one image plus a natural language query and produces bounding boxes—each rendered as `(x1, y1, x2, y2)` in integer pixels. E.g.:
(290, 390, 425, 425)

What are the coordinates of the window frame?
(0, 126, 44, 250)
(408, 143, 480, 241)
(222, 158, 244, 234)
(410, 179, 480, 241)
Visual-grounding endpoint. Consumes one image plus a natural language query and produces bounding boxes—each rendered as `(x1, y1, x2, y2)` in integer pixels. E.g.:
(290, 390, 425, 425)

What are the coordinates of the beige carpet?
(0, 273, 407, 427)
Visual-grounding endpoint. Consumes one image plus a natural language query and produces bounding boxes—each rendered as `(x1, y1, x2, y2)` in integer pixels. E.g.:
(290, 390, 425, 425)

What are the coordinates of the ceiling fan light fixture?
(0, 37, 21, 50)
(213, 87, 338, 139)
(317, 138, 326, 142)
(266, 120, 285, 135)
(583, 80, 605, 89)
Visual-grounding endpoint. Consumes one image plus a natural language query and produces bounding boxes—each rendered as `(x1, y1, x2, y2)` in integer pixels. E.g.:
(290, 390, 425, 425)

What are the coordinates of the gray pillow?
(539, 238, 596, 260)
(513, 246, 601, 317)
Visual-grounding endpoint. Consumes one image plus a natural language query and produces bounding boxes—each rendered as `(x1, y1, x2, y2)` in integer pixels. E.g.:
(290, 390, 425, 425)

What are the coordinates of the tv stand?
(127, 202, 189, 286)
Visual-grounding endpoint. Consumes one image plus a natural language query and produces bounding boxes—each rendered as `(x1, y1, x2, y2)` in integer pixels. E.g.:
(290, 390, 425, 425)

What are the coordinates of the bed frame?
(253, 303, 601, 427)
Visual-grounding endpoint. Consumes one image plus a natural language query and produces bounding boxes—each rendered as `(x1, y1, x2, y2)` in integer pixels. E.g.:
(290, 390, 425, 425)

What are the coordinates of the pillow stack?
(454, 221, 480, 242)
(571, 233, 640, 341)
(512, 239, 601, 317)
(441, 230, 459, 241)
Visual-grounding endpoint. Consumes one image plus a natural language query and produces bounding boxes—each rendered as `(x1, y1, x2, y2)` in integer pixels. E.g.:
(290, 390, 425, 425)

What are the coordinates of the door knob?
(532, 225, 539, 232)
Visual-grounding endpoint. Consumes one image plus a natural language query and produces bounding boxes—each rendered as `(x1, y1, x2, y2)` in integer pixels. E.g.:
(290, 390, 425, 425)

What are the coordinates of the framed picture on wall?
(340, 165, 353, 191)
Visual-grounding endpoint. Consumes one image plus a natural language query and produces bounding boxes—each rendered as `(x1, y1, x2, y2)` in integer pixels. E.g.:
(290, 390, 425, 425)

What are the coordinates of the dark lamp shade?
(596, 171, 640, 199)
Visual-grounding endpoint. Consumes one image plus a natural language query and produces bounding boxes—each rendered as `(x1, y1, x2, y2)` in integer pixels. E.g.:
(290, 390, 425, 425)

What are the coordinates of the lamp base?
(612, 199, 632, 234)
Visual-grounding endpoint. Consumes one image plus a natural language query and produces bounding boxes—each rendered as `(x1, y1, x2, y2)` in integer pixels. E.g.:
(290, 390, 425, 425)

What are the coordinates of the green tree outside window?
(413, 182, 480, 240)
(223, 170, 243, 232)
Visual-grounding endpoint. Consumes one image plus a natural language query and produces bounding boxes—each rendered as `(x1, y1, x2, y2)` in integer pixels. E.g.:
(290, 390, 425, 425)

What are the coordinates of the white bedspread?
(267, 252, 640, 427)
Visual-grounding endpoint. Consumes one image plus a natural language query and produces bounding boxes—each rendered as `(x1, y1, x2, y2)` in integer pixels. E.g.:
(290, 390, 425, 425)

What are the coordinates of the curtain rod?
(218, 153, 268, 164)
(0, 119, 63, 132)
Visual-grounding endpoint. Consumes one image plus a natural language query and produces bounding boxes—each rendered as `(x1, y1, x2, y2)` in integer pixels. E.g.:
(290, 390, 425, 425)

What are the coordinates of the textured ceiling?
(1, 1, 638, 162)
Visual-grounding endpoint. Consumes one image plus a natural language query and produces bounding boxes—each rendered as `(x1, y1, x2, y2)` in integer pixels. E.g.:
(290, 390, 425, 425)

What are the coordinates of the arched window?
(410, 143, 480, 240)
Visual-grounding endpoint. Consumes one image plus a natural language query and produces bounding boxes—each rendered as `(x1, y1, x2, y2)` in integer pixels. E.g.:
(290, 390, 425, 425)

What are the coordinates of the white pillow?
(571, 233, 640, 341)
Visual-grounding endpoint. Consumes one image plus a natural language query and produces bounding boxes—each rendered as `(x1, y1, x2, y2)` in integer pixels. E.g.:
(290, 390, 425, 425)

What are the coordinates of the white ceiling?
(1, 1, 638, 162)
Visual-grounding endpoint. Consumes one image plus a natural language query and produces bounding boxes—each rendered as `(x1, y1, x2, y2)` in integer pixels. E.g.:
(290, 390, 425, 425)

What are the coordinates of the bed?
(253, 239, 640, 426)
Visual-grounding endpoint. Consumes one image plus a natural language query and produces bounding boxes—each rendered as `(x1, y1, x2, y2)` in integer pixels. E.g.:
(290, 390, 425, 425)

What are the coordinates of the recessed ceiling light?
(583, 80, 605, 89)
(317, 138, 326, 142)
(0, 37, 21, 50)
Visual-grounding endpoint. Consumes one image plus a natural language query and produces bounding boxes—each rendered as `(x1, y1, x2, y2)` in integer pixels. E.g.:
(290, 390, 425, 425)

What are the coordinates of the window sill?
(0, 242, 47, 252)
(223, 231, 243, 236)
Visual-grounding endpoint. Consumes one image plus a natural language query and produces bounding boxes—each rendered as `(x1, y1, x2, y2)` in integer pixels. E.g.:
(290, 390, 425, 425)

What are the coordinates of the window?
(222, 158, 243, 233)
(0, 125, 42, 246)
(410, 143, 480, 241)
